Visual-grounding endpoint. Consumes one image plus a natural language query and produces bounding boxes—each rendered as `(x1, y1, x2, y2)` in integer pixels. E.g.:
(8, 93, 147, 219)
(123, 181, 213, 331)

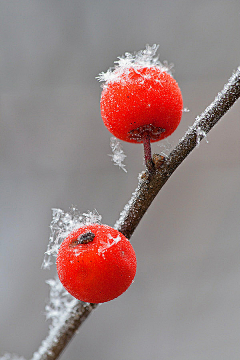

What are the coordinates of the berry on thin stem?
(98, 45, 183, 171)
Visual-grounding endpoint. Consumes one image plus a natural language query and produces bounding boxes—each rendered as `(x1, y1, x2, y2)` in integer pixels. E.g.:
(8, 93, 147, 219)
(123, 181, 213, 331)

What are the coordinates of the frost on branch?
(42, 207, 102, 270)
(195, 126, 209, 147)
(97, 44, 174, 85)
(109, 137, 127, 172)
(157, 139, 173, 157)
(45, 277, 77, 328)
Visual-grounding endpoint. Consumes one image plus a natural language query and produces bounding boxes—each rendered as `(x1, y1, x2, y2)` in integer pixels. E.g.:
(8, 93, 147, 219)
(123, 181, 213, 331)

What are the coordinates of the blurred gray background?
(1, 1, 240, 359)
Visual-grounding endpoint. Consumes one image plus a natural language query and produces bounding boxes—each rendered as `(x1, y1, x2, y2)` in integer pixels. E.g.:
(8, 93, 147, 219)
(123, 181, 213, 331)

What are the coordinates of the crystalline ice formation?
(195, 126, 209, 147)
(109, 137, 127, 172)
(97, 44, 174, 85)
(42, 207, 102, 270)
(157, 139, 172, 157)
(45, 277, 77, 328)
(97, 233, 121, 257)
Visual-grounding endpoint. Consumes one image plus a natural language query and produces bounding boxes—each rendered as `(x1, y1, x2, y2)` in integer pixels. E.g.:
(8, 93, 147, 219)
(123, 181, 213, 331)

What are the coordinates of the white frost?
(82, 210, 102, 225)
(97, 44, 174, 85)
(109, 137, 127, 172)
(196, 126, 209, 147)
(42, 207, 102, 270)
(45, 277, 76, 328)
(97, 234, 122, 257)
(157, 139, 172, 157)
(31, 289, 84, 360)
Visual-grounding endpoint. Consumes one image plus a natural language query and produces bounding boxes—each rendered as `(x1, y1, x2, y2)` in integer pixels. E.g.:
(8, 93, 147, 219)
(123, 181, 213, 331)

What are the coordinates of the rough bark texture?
(31, 301, 98, 360)
(115, 67, 240, 239)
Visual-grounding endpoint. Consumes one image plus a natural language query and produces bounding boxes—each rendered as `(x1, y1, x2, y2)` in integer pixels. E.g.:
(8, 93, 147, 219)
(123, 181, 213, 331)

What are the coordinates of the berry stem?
(143, 133, 154, 172)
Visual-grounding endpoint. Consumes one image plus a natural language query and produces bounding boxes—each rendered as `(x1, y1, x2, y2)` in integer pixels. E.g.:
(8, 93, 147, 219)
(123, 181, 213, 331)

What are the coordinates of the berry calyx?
(56, 224, 137, 303)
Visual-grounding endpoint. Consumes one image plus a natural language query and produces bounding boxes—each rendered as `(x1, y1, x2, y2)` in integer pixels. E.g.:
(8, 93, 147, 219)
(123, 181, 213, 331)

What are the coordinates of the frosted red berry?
(56, 224, 137, 303)
(100, 66, 183, 144)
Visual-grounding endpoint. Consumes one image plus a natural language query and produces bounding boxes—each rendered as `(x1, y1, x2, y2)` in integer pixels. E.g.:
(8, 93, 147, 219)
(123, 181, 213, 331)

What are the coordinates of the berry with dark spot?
(56, 224, 137, 303)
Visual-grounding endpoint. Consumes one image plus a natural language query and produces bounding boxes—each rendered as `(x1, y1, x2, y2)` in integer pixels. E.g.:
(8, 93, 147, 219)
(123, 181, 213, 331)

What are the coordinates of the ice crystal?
(196, 126, 209, 147)
(97, 233, 121, 258)
(82, 210, 102, 225)
(42, 207, 102, 270)
(114, 173, 144, 231)
(109, 137, 127, 172)
(157, 139, 172, 157)
(40, 208, 102, 345)
(32, 290, 86, 360)
(97, 44, 174, 85)
(0, 355, 26, 360)
(45, 277, 77, 328)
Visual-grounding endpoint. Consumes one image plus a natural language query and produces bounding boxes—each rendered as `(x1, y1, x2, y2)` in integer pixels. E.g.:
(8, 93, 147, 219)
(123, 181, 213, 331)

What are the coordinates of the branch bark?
(115, 66, 240, 238)
(31, 67, 240, 360)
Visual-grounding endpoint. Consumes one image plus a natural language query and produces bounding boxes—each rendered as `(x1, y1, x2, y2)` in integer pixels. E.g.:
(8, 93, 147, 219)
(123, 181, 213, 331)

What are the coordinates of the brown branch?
(31, 300, 98, 360)
(31, 67, 240, 360)
(115, 66, 240, 238)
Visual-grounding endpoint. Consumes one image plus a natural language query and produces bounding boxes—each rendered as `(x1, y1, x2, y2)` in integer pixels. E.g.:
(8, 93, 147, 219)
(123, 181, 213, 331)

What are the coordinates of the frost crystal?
(109, 137, 127, 172)
(196, 126, 209, 147)
(97, 44, 174, 85)
(97, 233, 121, 258)
(0, 355, 26, 360)
(40, 208, 102, 342)
(157, 139, 172, 157)
(42, 207, 102, 270)
(45, 277, 77, 328)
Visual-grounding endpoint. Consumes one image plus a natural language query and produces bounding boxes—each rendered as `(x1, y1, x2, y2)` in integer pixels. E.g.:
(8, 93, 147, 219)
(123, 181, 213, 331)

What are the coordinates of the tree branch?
(31, 67, 240, 360)
(115, 67, 240, 238)
(31, 300, 98, 360)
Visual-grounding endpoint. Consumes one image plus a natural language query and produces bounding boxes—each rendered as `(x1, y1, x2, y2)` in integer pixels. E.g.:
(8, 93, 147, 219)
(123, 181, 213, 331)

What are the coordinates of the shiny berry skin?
(100, 66, 183, 143)
(56, 224, 137, 303)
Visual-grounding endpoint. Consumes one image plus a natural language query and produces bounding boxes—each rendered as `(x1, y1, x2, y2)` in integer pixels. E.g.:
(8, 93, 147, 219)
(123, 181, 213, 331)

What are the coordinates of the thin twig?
(115, 67, 240, 238)
(31, 300, 98, 360)
(31, 67, 240, 360)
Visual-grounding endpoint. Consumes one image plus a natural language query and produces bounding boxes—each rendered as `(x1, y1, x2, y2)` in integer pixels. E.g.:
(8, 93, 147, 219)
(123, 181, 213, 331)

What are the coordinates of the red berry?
(56, 224, 137, 303)
(100, 66, 183, 143)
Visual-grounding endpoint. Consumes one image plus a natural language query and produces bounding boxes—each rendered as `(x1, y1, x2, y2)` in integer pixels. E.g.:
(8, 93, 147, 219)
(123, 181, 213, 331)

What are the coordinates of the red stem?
(142, 133, 154, 172)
